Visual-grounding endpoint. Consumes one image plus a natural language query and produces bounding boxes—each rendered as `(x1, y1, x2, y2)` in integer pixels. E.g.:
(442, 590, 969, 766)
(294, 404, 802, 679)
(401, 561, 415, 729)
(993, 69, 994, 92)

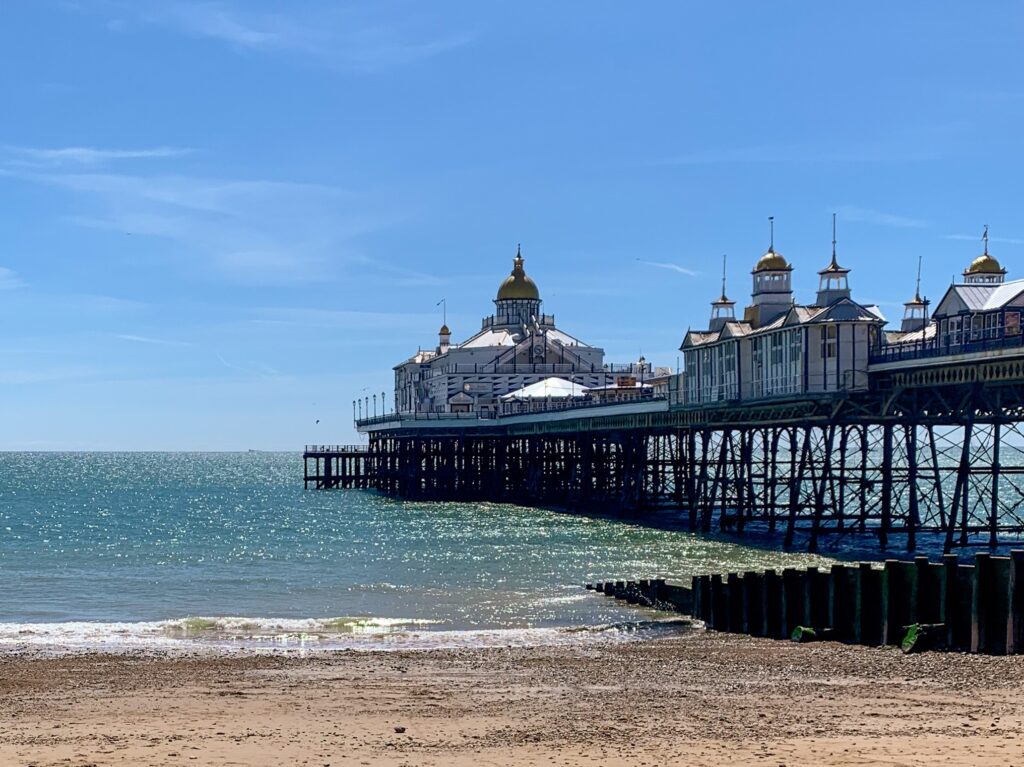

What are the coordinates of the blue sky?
(2, 1, 1023, 449)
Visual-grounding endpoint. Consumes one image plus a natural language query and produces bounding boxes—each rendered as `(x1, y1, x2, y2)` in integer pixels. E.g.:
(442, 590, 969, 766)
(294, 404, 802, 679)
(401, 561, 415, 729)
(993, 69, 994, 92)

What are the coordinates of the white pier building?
(680, 232, 885, 405)
(393, 247, 657, 415)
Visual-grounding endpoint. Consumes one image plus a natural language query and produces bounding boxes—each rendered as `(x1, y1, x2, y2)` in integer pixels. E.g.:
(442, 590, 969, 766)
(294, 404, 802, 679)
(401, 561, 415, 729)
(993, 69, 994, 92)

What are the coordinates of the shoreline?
(0, 614, 696, 657)
(3, 632, 1023, 766)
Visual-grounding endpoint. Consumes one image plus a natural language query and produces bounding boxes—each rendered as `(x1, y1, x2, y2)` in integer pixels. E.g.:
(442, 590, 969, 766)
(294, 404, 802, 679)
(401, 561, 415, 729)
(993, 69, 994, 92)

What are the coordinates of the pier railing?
(438, 362, 654, 375)
(304, 444, 368, 454)
(500, 392, 666, 416)
(871, 327, 1024, 364)
(355, 411, 498, 428)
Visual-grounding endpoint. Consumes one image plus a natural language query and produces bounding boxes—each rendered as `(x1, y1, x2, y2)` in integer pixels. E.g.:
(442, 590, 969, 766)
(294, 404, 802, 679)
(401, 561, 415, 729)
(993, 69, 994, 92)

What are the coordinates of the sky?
(2, 1, 1024, 449)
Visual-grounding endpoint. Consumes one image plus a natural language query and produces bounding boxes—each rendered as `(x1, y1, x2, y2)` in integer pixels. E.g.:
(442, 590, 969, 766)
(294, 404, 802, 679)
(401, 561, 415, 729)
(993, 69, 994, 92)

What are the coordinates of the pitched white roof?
(547, 328, 591, 347)
(457, 329, 518, 348)
(934, 279, 1024, 316)
(499, 377, 590, 401)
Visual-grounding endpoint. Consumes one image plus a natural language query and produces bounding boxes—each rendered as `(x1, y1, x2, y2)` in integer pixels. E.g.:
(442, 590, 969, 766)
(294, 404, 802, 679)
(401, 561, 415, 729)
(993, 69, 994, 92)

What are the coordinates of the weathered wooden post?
(781, 568, 803, 637)
(699, 575, 712, 622)
(882, 559, 917, 645)
(987, 556, 1011, 655)
(743, 571, 764, 636)
(859, 562, 883, 646)
(651, 577, 666, 607)
(763, 569, 783, 639)
(972, 552, 990, 653)
(625, 580, 639, 604)
(915, 556, 940, 625)
(710, 574, 725, 631)
(727, 573, 743, 632)
(804, 566, 830, 629)
(832, 564, 861, 642)
(1008, 550, 1024, 654)
(941, 554, 958, 648)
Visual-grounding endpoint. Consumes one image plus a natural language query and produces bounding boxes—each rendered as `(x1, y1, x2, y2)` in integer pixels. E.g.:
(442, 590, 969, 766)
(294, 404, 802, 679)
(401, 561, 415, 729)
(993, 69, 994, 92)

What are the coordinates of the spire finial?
(768, 216, 775, 252)
(915, 256, 922, 303)
(516, 242, 521, 258)
(983, 225, 989, 256)
(436, 297, 447, 327)
(720, 254, 728, 300)
(831, 212, 838, 267)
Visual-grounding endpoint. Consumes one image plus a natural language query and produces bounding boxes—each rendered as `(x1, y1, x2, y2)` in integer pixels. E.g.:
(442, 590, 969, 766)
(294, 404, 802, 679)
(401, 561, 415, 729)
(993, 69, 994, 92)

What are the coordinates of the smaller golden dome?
(965, 253, 1005, 275)
(496, 248, 540, 300)
(753, 247, 791, 273)
(439, 324, 450, 335)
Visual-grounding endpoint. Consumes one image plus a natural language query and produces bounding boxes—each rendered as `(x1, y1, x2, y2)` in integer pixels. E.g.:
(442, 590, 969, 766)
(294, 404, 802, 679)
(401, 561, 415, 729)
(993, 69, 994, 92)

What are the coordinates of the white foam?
(0, 616, 691, 656)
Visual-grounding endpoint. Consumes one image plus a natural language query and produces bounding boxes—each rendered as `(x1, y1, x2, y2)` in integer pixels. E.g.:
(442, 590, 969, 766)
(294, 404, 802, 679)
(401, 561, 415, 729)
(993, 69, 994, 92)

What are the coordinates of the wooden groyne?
(590, 550, 1024, 654)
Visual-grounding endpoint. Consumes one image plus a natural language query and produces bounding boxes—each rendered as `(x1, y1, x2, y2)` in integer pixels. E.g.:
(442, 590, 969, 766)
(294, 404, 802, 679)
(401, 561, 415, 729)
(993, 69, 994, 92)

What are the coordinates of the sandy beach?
(2, 631, 1023, 767)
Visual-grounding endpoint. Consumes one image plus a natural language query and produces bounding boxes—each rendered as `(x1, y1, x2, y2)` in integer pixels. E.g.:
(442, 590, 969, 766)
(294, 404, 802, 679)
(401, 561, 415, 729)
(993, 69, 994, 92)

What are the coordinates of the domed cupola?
(963, 227, 1006, 284)
(745, 217, 794, 327)
(753, 248, 791, 274)
(493, 245, 543, 329)
(496, 245, 540, 300)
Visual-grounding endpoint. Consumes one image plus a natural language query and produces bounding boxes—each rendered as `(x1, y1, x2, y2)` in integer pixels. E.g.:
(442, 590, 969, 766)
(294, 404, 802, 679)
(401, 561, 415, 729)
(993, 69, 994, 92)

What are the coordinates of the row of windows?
(684, 324, 851, 403)
(940, 311, 1022, 345)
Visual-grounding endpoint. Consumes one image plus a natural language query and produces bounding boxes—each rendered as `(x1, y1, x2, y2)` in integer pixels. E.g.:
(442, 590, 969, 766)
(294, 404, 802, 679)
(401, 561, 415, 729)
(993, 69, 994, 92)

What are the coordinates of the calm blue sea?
(0, 452, 832, 652)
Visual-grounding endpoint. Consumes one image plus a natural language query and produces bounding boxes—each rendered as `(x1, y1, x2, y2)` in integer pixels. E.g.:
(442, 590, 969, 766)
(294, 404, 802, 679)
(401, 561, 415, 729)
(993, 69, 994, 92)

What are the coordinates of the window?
(821, 325, 837, 359)
(1007, 312, 1021, 336)
(985, 312, 1001, 339)
(948, 317, 961, 346)
(770, 333, 783, 366)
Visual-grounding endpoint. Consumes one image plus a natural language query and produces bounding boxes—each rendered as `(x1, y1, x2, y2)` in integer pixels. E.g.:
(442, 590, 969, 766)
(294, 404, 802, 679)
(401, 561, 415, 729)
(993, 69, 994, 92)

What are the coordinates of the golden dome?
(752, 247, 791, 273)
(496, 248, 540, 301)
(439, 324, 450, 335)
(965, 253, 1005, 275)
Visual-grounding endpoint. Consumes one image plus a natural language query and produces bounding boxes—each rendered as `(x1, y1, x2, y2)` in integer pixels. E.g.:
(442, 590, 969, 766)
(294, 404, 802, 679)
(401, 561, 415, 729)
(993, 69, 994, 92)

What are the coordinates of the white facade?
(680, 244, 884, 405)
(394, 249, 650, 415)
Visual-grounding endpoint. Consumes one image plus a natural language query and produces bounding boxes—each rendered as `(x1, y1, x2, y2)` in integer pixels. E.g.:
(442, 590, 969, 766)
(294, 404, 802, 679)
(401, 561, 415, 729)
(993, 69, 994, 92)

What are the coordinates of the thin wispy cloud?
(8, 164, 387, 286)
(3, 145, 191, 168)
(250, 307, 438, 331)
(945, 233, 1024, 246)
(834, 206, 928, 229)
(0, 366, 103, 385)
(352, 255, 446, 288)
(636, 259, 698, 276)
(71, 294, 149, 313)
(656, 124, 963, 167)
(116, 334, 194, 347)
(215, 352, 284, 379)
(103, 2, 477, 72)
(0, 267, 26, 290)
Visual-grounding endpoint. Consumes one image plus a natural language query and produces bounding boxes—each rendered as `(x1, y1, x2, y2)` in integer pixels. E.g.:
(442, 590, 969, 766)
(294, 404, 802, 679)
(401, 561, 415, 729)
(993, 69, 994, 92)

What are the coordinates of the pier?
(307, 236, 1024, 553)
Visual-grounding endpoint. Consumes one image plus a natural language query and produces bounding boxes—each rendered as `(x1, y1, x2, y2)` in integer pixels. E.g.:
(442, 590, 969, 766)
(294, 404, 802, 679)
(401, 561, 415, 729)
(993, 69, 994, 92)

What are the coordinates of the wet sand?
(2, 631, 1023, 766)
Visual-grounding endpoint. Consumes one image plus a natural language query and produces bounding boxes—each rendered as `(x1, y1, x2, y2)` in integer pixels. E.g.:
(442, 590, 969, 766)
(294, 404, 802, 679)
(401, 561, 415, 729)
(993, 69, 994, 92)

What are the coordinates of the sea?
(0, 452, 834, 654)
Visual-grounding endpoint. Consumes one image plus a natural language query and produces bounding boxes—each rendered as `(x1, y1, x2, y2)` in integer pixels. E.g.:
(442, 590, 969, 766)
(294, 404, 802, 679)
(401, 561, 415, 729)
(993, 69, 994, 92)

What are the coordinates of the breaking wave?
(0, 616, 692, 655)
